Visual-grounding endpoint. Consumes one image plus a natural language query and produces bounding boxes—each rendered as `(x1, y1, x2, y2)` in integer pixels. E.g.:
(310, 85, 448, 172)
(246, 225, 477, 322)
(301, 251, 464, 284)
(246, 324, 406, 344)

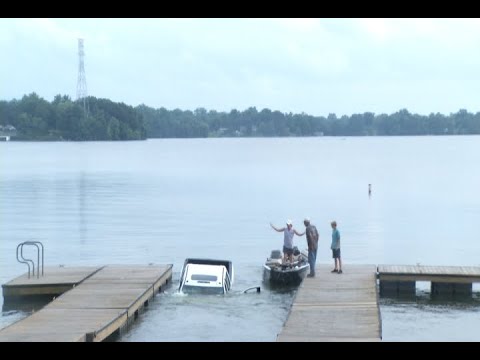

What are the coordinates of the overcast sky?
(2, 18, 480, 117)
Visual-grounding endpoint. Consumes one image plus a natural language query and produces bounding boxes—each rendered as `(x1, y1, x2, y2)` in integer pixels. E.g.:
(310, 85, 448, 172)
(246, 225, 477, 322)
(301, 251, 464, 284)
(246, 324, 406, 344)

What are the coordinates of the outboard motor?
(270, 250, 282, 259)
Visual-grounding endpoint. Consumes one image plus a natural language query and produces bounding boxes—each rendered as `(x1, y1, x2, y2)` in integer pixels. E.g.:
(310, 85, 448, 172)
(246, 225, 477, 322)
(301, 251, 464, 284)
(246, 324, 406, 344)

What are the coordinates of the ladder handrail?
(15, 241, 45, 279)
(16, 243, 33, 279)
(21, 243, 36, 278)
(23, 241, 44, 277)
(24, 242, 39, 278)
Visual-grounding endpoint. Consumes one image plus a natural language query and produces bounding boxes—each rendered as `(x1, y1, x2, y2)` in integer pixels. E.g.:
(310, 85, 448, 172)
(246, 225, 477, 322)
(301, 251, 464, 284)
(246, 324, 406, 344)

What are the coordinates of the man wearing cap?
(270, 220, 304, 264)
(303, 218, 319, 277)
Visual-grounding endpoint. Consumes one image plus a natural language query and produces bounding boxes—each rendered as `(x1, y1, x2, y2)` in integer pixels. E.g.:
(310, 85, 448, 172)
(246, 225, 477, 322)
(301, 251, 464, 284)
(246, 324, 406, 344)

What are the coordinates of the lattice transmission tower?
(76, 38, 88, 118)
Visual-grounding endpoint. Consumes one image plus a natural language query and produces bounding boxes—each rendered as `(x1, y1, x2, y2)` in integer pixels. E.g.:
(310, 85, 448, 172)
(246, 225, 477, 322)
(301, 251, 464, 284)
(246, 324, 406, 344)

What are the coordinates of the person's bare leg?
(337, 258, 343, 274)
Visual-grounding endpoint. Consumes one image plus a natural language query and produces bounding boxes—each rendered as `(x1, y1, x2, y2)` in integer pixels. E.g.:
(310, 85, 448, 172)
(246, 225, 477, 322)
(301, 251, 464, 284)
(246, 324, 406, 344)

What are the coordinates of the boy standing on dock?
(330, 221, 342, 274)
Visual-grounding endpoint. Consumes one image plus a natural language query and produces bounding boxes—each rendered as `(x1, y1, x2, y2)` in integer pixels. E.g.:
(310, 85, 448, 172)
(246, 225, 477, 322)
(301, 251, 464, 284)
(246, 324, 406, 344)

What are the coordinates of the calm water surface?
(1, 136, 479, 341)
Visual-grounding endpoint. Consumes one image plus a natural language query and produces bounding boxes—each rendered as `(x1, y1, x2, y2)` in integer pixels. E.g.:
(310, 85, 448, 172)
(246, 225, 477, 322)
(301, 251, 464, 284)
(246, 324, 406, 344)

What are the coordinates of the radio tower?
(76, 38, 88, 118)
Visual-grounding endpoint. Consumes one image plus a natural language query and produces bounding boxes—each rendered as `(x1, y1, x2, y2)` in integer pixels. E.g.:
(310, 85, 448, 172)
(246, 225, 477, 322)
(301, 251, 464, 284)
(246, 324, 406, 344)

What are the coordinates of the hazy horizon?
(2, 18, 480, 117)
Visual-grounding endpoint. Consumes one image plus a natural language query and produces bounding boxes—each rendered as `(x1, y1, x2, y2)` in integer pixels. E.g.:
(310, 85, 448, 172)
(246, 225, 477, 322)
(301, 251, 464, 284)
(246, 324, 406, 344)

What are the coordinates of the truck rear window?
(191, 274, 218, 281)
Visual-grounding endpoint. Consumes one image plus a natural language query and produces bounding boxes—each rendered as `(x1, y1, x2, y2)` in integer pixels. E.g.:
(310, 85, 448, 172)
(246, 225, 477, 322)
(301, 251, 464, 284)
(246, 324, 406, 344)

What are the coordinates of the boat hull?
(263, 263, 310, 286)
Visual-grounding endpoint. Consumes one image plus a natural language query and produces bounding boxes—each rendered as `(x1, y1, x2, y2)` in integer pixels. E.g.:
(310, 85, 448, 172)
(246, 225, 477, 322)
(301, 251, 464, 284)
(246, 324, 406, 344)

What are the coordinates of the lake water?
(1, 136, 479, 341)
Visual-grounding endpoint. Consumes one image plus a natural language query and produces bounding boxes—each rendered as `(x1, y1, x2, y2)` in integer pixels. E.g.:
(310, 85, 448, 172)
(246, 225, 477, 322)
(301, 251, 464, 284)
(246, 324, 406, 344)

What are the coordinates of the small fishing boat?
(263, 248, 309, 286)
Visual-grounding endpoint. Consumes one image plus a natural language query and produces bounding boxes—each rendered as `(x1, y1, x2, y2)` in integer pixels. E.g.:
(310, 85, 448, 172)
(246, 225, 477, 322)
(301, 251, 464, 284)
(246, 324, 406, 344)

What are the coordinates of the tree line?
(0, 93, 145, 140)
(140, 106, 480, 138)
(2, 93, 480, 141)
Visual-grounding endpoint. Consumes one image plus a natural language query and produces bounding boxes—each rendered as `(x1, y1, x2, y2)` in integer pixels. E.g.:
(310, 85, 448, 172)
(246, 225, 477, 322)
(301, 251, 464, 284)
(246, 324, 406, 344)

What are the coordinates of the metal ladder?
(16, 241, 44, 279)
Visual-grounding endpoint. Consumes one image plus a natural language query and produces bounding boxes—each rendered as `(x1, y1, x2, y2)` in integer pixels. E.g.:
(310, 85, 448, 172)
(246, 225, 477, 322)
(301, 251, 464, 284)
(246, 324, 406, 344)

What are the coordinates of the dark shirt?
(306, 224, 319, 251)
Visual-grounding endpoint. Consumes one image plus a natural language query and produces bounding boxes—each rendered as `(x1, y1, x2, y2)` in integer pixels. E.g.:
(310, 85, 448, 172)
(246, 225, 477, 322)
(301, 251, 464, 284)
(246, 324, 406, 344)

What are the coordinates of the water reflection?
(78, 172, 87, 244)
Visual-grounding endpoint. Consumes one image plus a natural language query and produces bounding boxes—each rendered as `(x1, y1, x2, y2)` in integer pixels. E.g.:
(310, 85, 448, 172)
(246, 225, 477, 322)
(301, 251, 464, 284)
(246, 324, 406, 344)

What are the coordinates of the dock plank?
(277, 264, 381, 342)
(2, 266, 104, 299)
(378, 265, 480, 283)
(3, 266, 104, 286)
(0, 308, 126, 342)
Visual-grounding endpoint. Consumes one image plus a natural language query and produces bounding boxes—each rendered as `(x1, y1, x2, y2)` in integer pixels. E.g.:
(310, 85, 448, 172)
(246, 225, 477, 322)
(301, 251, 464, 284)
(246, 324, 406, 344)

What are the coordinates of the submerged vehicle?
(179, 258, 234, 295)
(263, 248, 309, 286)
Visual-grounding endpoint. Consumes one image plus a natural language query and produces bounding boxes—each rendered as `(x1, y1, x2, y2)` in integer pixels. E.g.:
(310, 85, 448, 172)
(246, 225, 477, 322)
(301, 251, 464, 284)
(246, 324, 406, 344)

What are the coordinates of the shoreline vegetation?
(1, 93, 480, 141)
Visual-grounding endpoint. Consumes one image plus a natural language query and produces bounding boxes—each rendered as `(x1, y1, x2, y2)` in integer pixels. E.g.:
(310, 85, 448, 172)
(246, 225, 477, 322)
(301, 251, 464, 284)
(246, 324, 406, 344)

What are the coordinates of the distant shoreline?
(3, 94, 480, 141)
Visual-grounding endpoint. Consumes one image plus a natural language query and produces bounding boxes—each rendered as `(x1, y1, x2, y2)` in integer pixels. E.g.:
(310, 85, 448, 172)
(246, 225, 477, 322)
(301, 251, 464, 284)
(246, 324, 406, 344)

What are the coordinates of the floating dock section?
(378, 265, 480, 296)
(0, 264, 172, 342)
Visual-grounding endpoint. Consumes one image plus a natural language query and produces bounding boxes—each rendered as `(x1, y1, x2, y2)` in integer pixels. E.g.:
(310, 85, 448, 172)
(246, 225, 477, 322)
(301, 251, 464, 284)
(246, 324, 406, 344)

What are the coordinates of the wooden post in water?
(379, 280, 416, 297)
(431, 282, 472, 297)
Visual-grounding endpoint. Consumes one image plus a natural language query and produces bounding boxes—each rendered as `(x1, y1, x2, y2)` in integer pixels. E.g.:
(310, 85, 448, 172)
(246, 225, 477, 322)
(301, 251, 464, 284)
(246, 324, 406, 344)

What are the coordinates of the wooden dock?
(0, 264, 172, 342)
(2, 266, 104, 301)
(277, 264, 381, 342)
(378, 265, 480, 296)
